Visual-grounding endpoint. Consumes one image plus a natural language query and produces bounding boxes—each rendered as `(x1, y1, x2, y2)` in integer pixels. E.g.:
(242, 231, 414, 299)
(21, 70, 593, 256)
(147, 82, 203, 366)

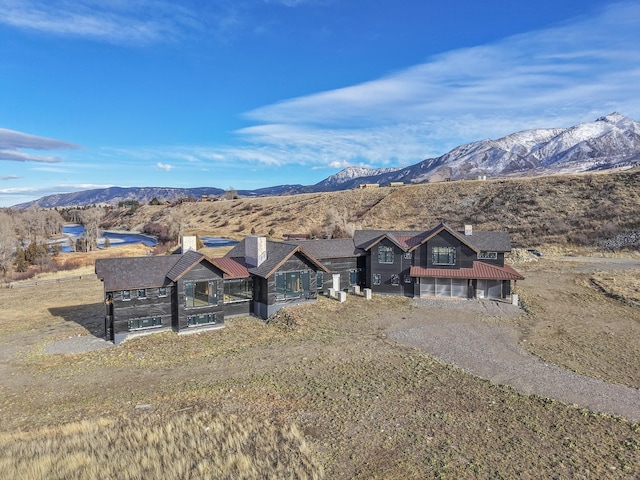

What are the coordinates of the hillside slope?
(104, 170, 640, 248)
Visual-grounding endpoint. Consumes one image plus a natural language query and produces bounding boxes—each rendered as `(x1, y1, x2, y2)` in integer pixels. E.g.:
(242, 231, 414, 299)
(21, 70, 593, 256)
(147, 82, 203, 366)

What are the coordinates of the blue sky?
(1, 0, 639, 207)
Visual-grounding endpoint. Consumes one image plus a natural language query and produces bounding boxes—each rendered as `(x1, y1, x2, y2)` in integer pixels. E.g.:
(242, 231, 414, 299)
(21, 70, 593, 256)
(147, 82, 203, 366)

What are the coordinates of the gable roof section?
(410, 262, 524, 280)
(225, 239, 329, 278)
(408, 223, 480, 253)
(166, 249, 224, 281)
(284, 238, 365, 259)
(95, 255, 180, 292)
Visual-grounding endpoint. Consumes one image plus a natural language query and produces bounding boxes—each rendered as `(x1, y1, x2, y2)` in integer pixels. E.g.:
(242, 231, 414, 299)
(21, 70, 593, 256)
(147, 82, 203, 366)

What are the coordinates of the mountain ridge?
(12, 112, 640, 208)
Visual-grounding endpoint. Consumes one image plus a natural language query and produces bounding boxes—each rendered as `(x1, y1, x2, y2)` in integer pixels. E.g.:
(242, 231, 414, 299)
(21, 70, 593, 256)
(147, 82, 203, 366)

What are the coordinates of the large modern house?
(95, 223, 523, 343)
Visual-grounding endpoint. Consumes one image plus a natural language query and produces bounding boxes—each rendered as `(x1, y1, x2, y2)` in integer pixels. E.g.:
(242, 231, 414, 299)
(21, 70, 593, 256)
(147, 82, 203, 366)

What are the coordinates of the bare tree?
(79, 207, 105, 251)
(0, 212, 16, 276)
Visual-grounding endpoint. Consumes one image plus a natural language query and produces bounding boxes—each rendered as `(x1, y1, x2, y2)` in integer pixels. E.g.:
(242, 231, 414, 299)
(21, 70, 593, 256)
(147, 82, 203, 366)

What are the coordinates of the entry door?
(332, 274, 341, 291)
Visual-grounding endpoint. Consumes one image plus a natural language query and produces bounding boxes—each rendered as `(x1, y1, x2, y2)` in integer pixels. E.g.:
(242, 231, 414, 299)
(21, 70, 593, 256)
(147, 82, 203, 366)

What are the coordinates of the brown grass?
(0, 412, 323, 480)
(0, 276, 639, 478)
(104, 170, 640, 250)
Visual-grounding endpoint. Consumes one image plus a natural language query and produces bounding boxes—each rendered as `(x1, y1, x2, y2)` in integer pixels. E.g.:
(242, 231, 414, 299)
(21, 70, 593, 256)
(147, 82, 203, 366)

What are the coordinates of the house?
(95, 224, 523, 343)
(96, 236, 328, 343)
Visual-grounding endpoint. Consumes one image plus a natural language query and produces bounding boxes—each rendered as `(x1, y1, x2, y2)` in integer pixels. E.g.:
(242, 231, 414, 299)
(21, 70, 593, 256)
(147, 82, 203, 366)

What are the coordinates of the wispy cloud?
(0, 0, 199, 44)
(1, 175, 19, 181)
(0, 183, 113, 197)
(0, 128, 80, 163)
(237, 2, 640, 167)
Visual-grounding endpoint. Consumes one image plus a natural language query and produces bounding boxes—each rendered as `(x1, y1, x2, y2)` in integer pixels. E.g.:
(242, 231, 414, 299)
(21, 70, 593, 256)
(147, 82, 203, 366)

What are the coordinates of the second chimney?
(245, 236, 267, 267)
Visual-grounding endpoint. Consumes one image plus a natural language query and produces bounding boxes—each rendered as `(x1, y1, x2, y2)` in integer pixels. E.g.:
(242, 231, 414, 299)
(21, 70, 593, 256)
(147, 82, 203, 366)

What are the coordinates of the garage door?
(478, 280, 502, 299)
(420, 278, 468, 299)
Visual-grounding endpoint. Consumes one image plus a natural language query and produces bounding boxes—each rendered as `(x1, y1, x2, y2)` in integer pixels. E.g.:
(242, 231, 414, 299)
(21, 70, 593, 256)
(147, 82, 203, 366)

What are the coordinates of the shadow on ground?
(49, 303, 105, 339)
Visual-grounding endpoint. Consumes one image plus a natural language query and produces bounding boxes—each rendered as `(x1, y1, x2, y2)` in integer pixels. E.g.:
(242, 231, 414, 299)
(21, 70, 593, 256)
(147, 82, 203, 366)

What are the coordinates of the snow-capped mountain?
(313, 166, 401, 190)
(410, 112, 640, 181)
(13, 113, 640, 208)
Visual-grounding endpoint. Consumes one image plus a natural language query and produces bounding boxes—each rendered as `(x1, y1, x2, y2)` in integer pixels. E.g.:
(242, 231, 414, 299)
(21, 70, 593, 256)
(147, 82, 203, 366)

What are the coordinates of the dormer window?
(432, 246, 455, 265)
(478, 251, 498, 260)
(378, 245, 394, 264)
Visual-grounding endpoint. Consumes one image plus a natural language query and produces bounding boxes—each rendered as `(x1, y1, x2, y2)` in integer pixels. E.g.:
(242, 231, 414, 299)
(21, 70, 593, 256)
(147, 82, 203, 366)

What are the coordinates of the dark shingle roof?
(458, 231, 512, 252)
(225, 239, 328, 278)
(95, 255, 180, 292)
(166, 249, 207, 281)
(284, 238, 365, 259)
(354, 223, 512, 253)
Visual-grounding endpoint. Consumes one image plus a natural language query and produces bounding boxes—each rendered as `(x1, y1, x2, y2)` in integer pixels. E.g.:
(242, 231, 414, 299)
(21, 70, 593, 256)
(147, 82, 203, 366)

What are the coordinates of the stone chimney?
(464, 225, 473, 236)
(182, 235, 197, 252)
(245, 236, 267, 267)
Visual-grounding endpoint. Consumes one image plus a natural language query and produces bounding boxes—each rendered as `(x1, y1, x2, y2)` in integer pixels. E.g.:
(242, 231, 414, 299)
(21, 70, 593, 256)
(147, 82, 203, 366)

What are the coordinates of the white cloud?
(0, 128, 80, 163)
(156, 162, 173, 171)
(239, 2, 640, 166)
(0, 0, 199, 44)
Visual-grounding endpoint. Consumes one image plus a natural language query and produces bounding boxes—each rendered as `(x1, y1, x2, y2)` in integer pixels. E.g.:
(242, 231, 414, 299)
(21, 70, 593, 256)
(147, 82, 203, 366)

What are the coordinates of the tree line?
(0, 206, 106, 280)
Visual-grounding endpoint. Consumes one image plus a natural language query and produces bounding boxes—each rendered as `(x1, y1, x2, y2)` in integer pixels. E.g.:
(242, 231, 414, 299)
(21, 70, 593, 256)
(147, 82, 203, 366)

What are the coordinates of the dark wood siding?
(175, 263, 225, 331)
(317, 256, 364, 291)
(369, 239, 412, 295)
(423, 230, 476, 269)
(110, 286, 173, 336)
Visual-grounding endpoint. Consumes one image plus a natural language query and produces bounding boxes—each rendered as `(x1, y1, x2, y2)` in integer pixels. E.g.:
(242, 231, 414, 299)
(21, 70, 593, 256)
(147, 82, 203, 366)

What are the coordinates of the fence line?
(4, 274, 97, 289)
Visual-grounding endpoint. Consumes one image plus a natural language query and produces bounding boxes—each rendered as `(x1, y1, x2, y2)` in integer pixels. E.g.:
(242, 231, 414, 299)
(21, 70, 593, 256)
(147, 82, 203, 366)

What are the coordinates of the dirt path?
(383, 298, 640, 422)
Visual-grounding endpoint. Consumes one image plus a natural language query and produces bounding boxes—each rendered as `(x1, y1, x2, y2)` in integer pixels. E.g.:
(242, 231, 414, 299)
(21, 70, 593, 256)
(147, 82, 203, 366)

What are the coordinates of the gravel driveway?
(383, 298, 640, 422)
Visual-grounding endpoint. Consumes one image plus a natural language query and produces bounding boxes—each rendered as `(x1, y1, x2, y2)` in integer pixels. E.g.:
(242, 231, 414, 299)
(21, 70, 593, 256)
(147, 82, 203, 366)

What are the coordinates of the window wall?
(184, 280, 218, 308)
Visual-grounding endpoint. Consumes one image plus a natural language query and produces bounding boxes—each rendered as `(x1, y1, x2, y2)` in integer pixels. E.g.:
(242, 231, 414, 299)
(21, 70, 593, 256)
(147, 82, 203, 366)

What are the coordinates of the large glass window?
(185, 280, 218, 308)
(378, 245, 394, 264)
(275, 271, 311, 300)
(224, 278, 253, 302)
(432, 246, 456, 265)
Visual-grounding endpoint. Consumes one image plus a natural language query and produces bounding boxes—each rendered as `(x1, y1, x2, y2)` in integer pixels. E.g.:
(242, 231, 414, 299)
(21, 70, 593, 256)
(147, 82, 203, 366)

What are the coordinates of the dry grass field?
(105, 170, 640, 250)
(1, 256, 639, 479)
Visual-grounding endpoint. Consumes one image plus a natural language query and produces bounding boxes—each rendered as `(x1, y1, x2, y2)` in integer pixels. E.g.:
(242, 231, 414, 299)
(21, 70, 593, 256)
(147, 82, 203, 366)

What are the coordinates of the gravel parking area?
(383, 299, 640, 422)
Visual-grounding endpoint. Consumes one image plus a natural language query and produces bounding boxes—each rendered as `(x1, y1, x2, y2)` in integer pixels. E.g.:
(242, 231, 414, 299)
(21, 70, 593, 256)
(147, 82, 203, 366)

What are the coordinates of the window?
(432, 246, 456, 265)
(391, 274, 400, 286)
(478, 251, 498, 260)
(158, 287, 167, 297)
(224, 278, 253, 302)
(404, 251, 412, 260)
(378, 245, 394, 264)
(188, 313, 217, 326)
(404, 274, 412, 284)
(316, 272, 324, 291)
(185, 280, 218, 308)
(137, 289, 146, 299)
(349, 269, 362, 286)
(129, 316, 162, 330)
(275, 271, 311, 300)
(122, 290, 131, 301)
(373, 274, 381, 286)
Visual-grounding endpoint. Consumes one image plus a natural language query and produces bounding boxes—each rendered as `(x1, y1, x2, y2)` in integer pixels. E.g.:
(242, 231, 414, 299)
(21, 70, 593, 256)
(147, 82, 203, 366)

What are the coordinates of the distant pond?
(58, 225, 236, 252)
